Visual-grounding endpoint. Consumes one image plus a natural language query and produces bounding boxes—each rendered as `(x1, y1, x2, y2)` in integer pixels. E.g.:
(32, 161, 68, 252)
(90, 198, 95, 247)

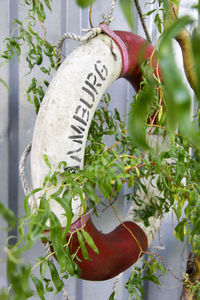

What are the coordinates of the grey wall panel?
(0, 0, 10, 288)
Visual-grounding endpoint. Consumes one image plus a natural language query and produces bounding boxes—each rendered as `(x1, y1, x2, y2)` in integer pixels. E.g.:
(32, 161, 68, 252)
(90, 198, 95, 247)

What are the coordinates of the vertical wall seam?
(8, 0, 19, 240)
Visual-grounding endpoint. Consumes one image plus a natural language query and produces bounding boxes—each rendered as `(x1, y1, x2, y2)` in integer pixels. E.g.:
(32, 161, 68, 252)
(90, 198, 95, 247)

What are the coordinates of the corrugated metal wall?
(0, 1, 197, 299)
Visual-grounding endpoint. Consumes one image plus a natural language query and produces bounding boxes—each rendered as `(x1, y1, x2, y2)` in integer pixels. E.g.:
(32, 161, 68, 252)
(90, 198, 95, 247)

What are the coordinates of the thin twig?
(133, 0, 151, 42)
(89, 4, 93, 28)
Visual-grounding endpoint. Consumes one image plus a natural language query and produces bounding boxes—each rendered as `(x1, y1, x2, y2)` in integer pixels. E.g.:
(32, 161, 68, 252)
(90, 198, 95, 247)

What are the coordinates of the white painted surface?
(31, 34, 122, 225)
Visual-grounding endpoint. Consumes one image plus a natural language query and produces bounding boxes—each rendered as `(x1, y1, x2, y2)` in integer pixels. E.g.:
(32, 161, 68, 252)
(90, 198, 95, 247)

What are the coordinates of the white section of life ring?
(30, 31, 167, 247)
(31, 34, 122, 226)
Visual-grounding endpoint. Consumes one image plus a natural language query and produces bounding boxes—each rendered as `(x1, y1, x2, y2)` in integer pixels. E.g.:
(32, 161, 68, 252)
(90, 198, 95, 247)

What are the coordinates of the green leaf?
(128, 83, 155, 149)
(73, 183, 87, 213)
(83, 183, 99, 204)
(77, 230, 90, 260)
(53, 196, 72, 235)
(156, 261, 166, 275)
(81, 228, 99, 254)
(104, 174, 112, 194)
(43, 154, 51, 169)
(174, 219, 187, 242)
(24, 188, 42, 214)
(27, 196, 49, 241)
(109, 292, 115, 300)
(50, 212, 74, 275)
(40, 260, 48, 281)
(31, 274, 45, 300)
(47, 260, 64, 293)
(0, 202, 17, 229)
(36, 2, 46, 22)
(159, 16, 200, 145)
(76, 0, 95, 8)
(44, 0, 52, 11)
(120, 0, 134, 30)
(143, 274, 160, 285)
(0, 78, 9, 90)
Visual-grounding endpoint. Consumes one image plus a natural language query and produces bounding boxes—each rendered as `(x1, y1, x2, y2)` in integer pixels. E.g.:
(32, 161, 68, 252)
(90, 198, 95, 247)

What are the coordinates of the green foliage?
(123, 256, 165, 300)
(120, 0, 134, 30)
(0, 0, 57, 113)
(76, 0, 96, 8)
(1, 1, 200, 299)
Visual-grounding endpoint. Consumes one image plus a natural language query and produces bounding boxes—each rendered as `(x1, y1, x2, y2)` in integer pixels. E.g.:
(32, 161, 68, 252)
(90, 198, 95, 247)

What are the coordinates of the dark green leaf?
(128, 83, 155, 149)
(27, 196, 49, 241)
(40, 260, 48, 280)
(76, 0, 95, 8)
(44, 0, 52, 11)
(83, 183, 99, 204)
(109, 292, 115, 300)
(0, 202, 17, 229)
(50, 212, 74, 275)
(73, 183, 87, 213)
(47, 260, 64, 293)
(77, 230, 89, 260)
(143, 274, 160, 285)
(31, 274, 45, 300)
(24, 188, 42, 214)
(81, 228, 99, 254)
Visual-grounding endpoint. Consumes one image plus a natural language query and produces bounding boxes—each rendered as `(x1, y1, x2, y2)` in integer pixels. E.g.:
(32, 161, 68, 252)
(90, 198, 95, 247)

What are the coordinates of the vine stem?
(133, 0, 151, 42)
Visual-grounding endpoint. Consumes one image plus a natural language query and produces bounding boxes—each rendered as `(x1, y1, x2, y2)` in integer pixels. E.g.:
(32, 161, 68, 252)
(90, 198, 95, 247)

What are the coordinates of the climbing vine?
(0, 0, 200, 299)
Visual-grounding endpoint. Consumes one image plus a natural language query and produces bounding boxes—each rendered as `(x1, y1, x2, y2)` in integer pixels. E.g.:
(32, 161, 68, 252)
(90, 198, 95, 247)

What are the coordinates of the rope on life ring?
(27, 24, 165, 281)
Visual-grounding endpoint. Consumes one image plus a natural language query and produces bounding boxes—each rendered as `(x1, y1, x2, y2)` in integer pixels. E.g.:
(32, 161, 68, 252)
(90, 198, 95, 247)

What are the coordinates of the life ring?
(30, 24, 162, 281)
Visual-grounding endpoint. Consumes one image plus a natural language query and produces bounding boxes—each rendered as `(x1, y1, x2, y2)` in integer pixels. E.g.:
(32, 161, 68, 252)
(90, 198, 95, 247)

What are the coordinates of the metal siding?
(0, 0, 197, 299)
(0, 0, 9, 288)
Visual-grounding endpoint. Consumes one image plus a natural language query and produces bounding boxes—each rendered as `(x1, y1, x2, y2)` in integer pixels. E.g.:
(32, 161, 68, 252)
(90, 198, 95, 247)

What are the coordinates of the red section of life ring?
(35, 25, 160, 281)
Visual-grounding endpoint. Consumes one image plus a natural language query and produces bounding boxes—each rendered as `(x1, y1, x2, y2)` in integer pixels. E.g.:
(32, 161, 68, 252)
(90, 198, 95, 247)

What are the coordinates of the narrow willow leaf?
(47, 260, 64, 293)
(109, 292, 115, 300)
(24, 187, 42, 214)
(81, 228, 99, 254)
(44, 0, 52, 11)
(43, 154, 51, 169)
(0, 202, 16, 229)
(76, 0, 96, 8)
(40, 260, 48, 281)
(120, 0, 134, 30)
(104, 174, 112, 194)
(156, 261, 166, 275)
(44, 278, 53, 292)
(77, 230, 89, 260)
(83, 183, 99, 204)
(143, 274, 160, 285)
(51, 187, 63, 198)
(129, 84, 155, 149)
(50, 212, 74, 275)
(53, 196, 72, 235)
(31, 274, 45, 300)
(63, 187, 73, 206)
(73, 183, 87, 213)
(28, 197, 49, 241)
(0, 78, 9, 90)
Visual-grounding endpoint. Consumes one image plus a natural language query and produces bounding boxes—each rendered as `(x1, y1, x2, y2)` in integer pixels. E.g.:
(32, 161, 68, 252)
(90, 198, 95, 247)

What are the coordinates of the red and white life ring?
(30, 24, 162, 281)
